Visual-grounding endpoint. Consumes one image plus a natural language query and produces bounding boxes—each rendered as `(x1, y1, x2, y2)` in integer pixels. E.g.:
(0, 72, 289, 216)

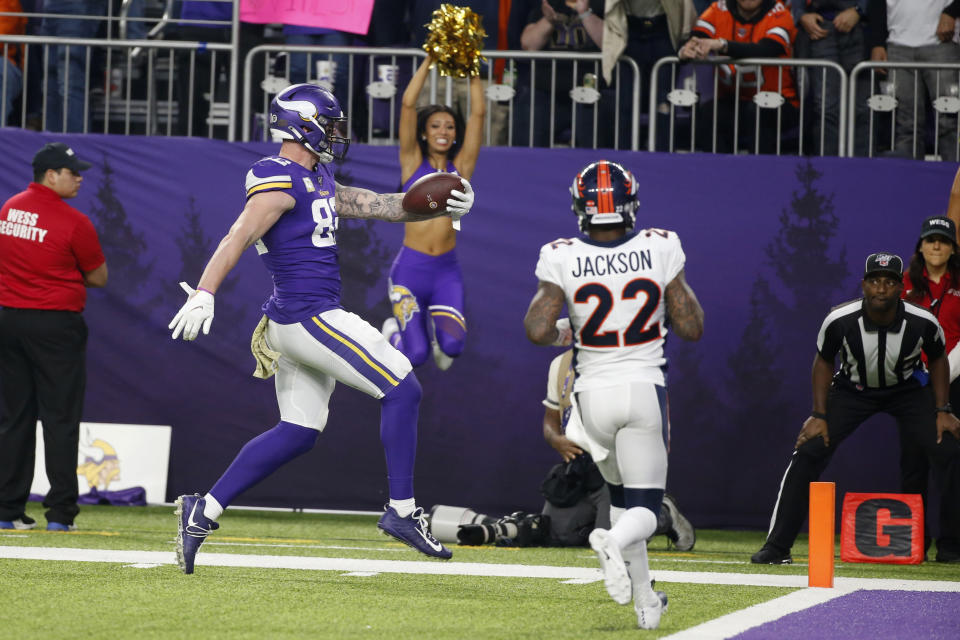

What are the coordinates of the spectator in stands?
(515, 0, 605, 147)
(793, 1, 870, 156)
(119, 0, 148, 41)
(368, 0, 413, 49)
(508, 0, 540, 49)
(356, 1, 413, 142)
(0, 0, 26, 125)
(171, 0, 231, 138)
(679, 0, 799, 155)
(902, 215, 960, 559)
(601, 0, 697, 150)
(18, 1, 44, 130)
(867, 0, 960, 161)
(282, 25, 352, 93)
(40, 0, 107, 133)
(406, 1, 507, 146)
(408, 0, 502, 47)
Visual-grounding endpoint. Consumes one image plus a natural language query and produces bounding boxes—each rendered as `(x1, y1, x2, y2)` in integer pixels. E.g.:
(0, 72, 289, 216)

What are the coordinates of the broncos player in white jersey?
(524, 160, 703, 630)
(167, 83, 474, 573)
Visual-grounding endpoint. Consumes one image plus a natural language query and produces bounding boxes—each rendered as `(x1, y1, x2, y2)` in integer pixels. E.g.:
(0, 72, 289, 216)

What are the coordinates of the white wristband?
(578, 8, 593, 19)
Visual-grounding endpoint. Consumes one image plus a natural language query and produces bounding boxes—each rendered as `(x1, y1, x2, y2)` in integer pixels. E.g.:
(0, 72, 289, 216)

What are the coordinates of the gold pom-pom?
(422, 4, 487, 78)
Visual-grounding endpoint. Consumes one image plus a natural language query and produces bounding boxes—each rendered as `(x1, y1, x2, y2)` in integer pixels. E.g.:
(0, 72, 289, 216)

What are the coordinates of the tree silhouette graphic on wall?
(87, 156, 153, 297)
(157, 196, 247, 337)
(666, 161, 849, 521)
(725, 161, 848, 480)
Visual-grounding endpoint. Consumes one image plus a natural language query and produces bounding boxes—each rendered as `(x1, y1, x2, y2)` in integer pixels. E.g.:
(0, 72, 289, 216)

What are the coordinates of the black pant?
(766, 381, 960, 554)
(0, 308, 87, 525)
(695, 94, 800, 155)
(172, 26, 232, 138)
(899, 376, 960, 552)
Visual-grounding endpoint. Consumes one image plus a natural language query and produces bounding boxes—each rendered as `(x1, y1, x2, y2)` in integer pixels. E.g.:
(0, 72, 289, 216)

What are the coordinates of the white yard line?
(651, 570, 960, 591)
(2, 545, 959, 595)
(205, 541, 409, 552)
(0, 545, 602, 579)
(4, 545, 958, 640)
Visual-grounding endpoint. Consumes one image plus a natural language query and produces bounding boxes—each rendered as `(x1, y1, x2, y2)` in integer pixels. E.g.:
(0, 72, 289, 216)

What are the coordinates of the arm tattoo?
(336, 184, 440, 222)
(665, 270, 704, 342)
(524, 282, 565, 345)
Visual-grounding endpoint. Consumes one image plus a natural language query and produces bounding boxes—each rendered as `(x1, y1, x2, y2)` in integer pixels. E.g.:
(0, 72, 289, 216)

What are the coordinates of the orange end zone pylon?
(808, 481, 835, 587)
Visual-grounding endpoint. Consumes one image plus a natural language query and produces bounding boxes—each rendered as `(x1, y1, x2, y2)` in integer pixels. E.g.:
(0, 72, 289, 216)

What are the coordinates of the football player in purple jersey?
(380, 53, 485, 371)
(167, 83, 474, 573)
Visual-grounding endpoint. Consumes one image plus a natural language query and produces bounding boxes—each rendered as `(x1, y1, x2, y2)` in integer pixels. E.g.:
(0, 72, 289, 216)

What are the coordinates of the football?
(401, 172, 463, 216)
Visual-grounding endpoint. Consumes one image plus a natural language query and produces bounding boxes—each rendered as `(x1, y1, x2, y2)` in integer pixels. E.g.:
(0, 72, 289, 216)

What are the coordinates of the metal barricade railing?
(28, 17, 960, 162)
(242, 45, 642, 150)
(850, 60, 960, 161)
(650, 56, 847, 156)
(0, 34, 236, 137)
(0, 0, 241, 139)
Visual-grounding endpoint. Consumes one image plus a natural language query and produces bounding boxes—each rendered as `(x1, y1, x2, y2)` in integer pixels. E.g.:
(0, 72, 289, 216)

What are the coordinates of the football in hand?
(401, 172, 463, 216)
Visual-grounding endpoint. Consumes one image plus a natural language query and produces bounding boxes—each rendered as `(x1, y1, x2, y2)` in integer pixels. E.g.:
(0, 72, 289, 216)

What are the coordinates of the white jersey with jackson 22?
(534, 227, 686, 392)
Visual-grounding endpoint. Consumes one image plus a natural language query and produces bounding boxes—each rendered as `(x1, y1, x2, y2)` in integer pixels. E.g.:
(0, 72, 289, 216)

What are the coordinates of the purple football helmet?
(269, 83, 350, 163)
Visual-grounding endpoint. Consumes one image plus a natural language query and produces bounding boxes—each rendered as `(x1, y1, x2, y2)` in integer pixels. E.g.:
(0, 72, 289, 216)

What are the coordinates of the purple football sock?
(380, 373, 421, 500)
(208, 421, 317, 507)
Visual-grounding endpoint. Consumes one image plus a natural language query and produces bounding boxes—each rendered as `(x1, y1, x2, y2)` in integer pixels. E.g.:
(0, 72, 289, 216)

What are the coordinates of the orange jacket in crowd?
(0, 0, 26, 66)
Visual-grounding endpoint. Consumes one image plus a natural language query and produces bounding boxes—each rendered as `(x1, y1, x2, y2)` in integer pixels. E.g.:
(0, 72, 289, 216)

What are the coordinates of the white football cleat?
(589, 528, 631, 605)
(635, 590, 668, 630)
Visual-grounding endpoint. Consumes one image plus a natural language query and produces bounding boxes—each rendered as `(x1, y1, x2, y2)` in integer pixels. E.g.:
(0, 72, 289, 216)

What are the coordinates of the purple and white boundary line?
(2, 545, 957, 639)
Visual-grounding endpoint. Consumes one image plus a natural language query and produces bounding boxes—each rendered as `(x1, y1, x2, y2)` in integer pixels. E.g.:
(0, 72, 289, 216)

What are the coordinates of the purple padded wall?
(0, 129, 953, 529)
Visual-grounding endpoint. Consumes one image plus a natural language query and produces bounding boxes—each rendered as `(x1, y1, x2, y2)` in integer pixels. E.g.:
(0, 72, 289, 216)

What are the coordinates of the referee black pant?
(898, 376, 960, 553)
(765, 381, 960, 555)
(0, 308, 87, 525)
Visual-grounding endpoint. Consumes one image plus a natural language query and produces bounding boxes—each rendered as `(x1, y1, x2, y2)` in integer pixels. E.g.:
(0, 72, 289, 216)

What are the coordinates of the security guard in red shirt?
(0, 142, 107, 532)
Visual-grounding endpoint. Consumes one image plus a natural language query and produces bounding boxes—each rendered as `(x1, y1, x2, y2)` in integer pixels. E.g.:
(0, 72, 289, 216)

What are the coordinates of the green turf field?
(0, 505, 957, 639)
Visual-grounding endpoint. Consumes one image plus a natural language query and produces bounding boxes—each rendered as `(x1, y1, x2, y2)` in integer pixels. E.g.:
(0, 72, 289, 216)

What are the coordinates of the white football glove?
(169, 282, 215, 341)
(446, 177, 474, 230)
(552, 317, 573, 347)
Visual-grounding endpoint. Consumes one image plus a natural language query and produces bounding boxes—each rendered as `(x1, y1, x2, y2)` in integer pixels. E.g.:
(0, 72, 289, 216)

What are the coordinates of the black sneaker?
(936, 548, 960, 563)
(662, 494, 696, 552)
(751, 544, 793, 564)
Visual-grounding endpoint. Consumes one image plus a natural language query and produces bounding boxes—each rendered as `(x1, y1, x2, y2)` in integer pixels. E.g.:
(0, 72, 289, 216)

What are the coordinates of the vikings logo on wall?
(30, 422, 172, 504)
(77, 438, 121, 491)
(389, 282, 420, 329)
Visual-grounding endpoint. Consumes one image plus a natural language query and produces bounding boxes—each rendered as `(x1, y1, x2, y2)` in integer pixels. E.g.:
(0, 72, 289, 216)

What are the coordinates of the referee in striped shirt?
(752, 252, 960, 564)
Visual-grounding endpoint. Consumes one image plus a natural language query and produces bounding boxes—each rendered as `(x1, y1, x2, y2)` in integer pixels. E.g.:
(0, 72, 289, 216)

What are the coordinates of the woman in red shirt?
(902, 214, 960, 560)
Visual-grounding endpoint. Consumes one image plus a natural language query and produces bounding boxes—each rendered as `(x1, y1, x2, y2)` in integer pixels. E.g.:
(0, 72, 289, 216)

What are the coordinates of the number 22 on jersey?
(575, 278, 662, 348)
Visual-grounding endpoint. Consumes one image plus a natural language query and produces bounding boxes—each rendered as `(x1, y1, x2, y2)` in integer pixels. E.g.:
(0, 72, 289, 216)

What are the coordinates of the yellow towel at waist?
(250, 314, 281, 379)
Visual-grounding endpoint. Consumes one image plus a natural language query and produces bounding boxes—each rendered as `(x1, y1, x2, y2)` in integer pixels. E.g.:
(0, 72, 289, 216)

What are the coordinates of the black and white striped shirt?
(817, 299, 945, 389)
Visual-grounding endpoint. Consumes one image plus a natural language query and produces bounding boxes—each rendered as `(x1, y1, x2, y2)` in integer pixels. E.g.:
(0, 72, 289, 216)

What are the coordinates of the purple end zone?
(733, 591, 960, 640)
